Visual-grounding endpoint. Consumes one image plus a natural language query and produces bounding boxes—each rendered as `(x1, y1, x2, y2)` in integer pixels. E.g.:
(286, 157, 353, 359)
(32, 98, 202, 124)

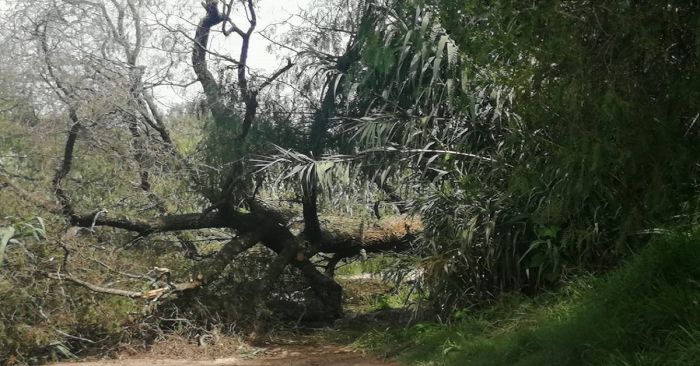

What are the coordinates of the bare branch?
(258, 59, 294, 91)
(47, 272, 203, 299)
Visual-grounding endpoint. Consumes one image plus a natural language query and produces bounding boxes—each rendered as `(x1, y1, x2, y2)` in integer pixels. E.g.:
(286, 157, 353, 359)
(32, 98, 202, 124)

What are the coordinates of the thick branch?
(197, 235, 259, 282)
(71, 210, 230, 235)
(237, 0, 257, 91)
(320, 225, 417, 280)
(317, 218, 420, 258)
(126, 0, 143, 63)
(192, 0, 226, 118)
(293, 256, 343, 317)
(52, 111, 81, 217)
(234, 0, 258, 139)
(301, 39, 364, 246)
(221, 0, 240, 36)
(324, 253, 343, 278)
(302, 184, 322, 243)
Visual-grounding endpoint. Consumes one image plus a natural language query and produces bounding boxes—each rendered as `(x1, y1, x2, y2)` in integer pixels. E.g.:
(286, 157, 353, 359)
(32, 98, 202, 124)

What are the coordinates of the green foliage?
(0, 118, 201, 363)
(484, 0, 700, 250)
(0, 218, 46, 267)
(0, 215, 140, 364)
(356, 230, 700, 365)
(341, 0, 700, 310)
(0, 226, 14, 267)
(196, 92, 309, 202)
(336, 255, 400, 276)
(0, 119, 28, 153)
(253, 145, 354, 196)
(343, 0, 527, 309)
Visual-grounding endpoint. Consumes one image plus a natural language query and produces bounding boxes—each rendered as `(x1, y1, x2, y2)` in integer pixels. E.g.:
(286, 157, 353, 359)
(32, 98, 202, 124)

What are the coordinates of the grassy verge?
(355, 231, 700, 365)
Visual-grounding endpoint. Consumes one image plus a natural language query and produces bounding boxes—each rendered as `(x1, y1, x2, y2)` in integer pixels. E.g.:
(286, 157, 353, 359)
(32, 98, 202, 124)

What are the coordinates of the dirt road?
(52, 345, 400, 366)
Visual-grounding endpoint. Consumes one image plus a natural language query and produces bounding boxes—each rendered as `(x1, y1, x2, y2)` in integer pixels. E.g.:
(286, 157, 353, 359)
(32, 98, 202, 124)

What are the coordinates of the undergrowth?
(355, 231, 700, 365)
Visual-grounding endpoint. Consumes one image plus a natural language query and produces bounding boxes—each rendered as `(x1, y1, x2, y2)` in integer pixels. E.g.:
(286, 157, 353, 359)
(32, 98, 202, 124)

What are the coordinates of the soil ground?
(52, 276, 404, 366)
(52, 344, 399, 366)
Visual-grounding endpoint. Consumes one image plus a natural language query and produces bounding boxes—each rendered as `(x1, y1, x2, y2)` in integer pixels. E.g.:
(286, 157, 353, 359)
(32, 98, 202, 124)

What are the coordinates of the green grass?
(336, 255, 400, 277)
(355, 231, 700, 365)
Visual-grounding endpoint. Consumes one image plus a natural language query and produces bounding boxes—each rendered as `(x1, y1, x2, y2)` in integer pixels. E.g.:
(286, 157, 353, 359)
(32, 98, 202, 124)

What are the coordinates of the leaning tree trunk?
(190, 0, 346, 324)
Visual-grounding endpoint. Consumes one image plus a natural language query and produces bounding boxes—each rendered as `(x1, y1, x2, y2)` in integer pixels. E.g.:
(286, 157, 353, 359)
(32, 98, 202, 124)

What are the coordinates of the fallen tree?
(3, 0, 419, 329)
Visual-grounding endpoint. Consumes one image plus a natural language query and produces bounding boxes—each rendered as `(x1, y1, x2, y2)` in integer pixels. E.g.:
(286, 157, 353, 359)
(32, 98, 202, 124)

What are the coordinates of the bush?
(357, 230, 700, 365)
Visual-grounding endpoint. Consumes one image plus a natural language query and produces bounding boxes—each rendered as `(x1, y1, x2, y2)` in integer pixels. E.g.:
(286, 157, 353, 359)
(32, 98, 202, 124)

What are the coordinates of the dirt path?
(52, 345, 400, 366)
